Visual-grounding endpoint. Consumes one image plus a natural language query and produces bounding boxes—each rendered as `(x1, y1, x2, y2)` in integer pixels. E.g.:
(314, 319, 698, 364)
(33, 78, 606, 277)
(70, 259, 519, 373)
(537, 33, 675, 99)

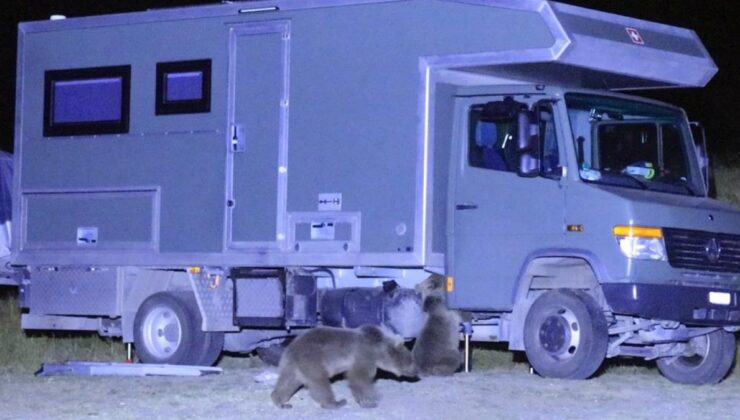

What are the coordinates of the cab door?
(447, 96, 566, 310)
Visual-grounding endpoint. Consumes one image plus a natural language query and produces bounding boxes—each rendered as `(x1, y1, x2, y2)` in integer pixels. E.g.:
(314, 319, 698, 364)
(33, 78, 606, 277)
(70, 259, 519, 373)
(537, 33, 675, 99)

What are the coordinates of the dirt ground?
(2, 355, 740, 420)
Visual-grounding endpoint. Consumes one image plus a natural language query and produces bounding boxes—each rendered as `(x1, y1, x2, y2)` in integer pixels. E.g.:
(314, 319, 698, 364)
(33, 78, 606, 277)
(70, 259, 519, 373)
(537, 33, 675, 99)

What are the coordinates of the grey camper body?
(11, 0, 740, 383)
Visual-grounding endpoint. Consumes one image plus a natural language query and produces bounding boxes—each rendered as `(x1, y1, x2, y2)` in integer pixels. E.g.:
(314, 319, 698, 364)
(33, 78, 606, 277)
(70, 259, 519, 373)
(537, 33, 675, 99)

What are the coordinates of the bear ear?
(431, 276, 444, 289)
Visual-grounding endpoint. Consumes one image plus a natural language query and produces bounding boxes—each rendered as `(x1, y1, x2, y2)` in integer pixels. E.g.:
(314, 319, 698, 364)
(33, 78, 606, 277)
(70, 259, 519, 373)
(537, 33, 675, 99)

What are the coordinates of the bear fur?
(271, 325, 418, 409)
(412, 275, 463, 376)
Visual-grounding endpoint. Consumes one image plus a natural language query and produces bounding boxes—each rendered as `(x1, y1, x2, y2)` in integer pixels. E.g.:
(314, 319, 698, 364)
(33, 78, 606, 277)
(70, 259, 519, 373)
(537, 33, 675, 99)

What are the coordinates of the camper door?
(226, 22, 290, 251)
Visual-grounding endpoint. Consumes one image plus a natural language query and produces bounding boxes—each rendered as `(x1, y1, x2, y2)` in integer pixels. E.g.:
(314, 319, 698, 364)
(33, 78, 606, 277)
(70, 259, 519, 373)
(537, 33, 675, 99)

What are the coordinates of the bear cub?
(412, 275, 463, 376)
(271, 325, 418, 409)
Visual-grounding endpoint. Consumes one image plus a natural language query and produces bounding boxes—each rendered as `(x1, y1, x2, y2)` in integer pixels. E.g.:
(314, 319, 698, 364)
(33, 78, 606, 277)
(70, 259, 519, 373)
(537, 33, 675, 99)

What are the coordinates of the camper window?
(156, 59, 211, 115)
(43, 65, 131, 137)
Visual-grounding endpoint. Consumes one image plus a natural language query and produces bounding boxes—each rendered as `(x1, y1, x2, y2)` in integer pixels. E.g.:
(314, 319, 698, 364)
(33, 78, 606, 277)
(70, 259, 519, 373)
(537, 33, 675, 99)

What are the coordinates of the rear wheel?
(194, 331, 224, 367)
(656, 329, 736, 385)
(134, 292, 220, 365)
(523, 289, 608, 379)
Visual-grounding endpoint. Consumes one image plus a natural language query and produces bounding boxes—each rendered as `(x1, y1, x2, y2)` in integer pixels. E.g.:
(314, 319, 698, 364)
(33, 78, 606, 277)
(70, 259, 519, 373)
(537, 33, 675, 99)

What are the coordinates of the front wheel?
(656, 330, 736, 385)
(523, 289, 608, 379)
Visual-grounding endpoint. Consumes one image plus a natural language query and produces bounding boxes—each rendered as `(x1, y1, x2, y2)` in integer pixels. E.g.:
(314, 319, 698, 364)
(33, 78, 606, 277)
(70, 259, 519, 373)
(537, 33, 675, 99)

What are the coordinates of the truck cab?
(447, 85, 740, 383)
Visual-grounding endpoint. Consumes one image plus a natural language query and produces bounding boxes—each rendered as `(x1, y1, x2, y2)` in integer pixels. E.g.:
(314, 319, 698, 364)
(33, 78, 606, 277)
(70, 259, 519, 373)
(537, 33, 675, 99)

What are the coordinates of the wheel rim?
(141, 304, 182, 359)
(676, 334, 711, 367)
(538, 307, 581, 361)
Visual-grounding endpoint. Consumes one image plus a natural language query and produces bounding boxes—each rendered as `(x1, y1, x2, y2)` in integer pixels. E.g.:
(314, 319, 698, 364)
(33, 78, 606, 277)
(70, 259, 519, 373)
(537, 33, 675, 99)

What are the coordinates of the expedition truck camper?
(12, 0, 740, 384)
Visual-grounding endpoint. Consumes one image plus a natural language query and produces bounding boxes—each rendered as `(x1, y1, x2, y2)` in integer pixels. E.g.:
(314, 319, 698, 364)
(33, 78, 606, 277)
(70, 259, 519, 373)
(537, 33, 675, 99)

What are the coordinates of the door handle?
(231, 124, 246, 153)
(455, 203, 478, 210)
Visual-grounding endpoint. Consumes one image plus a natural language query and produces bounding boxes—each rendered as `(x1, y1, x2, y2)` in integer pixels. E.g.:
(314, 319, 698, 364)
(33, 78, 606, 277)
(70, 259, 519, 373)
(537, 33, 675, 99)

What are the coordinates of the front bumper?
(602, 283, 740, 326)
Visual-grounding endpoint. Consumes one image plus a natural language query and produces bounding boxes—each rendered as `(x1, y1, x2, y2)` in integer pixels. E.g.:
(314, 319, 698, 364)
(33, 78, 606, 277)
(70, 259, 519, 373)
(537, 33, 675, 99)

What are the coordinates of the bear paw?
(357, 398, 379, 409)
(321, 399, 347, 409)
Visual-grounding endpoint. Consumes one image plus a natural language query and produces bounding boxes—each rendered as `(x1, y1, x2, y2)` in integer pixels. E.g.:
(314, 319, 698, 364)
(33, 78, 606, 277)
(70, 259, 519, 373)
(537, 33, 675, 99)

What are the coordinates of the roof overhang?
(447, 0, 717, 90)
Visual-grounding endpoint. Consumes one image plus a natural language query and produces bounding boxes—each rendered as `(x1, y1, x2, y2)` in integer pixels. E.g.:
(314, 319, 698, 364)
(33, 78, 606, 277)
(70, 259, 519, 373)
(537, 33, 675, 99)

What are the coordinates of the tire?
(523, 289, 608, 379)
(194, 331, 225, 367)
(177, 295, 224, 367)
(134, 292, 208, 365)
(656, 330, 736, 385)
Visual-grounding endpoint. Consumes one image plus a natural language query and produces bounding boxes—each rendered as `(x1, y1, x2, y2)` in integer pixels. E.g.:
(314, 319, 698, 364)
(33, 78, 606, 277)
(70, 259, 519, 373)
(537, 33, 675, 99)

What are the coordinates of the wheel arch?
(121, 268, 195, 343)
(507, 249, 611, 351)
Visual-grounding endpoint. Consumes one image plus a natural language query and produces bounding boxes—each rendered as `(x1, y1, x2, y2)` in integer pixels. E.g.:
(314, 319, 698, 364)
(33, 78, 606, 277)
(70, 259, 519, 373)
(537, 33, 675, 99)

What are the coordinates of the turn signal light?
(612, 225, 663, 238)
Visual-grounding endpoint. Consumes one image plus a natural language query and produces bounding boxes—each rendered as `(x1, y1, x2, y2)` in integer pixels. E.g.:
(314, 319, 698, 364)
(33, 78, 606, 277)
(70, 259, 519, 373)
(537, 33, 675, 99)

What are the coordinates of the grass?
(0, 287, 125, 374)
(1, 166, 739, 374)
(716, 164, 740, 205)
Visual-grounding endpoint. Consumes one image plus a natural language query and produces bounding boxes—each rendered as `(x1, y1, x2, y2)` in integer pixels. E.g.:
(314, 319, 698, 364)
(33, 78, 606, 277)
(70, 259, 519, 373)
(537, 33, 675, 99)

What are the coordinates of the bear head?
(360, 325, 418, 378)
(415, 275, 446, 298)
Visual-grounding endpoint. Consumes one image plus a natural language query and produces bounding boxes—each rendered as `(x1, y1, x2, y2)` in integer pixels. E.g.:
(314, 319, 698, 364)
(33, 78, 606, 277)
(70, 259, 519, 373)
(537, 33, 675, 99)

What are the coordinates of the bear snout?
(404, 363, 420, 378)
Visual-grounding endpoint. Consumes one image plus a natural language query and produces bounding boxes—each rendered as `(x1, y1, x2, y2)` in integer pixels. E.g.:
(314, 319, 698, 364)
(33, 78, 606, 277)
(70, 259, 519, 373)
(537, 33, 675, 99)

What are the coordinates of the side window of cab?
(538, 103, 561, 177)
(468, 105, 519, 173)
(468, 100, 561, 178)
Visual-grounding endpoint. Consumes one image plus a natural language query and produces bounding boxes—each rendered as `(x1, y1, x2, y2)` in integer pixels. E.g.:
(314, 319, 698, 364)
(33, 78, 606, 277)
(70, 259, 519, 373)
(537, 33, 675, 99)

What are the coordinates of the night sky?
(2, 0, 739, 161)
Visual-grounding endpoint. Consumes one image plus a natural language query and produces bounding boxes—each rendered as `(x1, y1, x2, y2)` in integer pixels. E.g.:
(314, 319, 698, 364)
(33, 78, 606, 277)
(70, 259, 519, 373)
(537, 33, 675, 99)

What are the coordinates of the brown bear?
(271, 325, 418, 409)
(412, 275, 463, 376)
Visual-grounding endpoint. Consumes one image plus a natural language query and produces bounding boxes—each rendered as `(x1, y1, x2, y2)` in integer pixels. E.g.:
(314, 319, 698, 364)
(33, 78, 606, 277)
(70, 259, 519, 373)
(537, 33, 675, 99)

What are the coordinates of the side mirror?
(690, 122, 711, 196)
(516, 111, 540, 178)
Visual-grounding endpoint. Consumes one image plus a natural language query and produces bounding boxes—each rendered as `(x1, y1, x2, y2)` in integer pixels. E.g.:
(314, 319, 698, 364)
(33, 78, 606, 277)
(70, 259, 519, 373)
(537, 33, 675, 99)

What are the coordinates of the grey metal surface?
(190, 270, 239, 332)
(36, 361, 222, 377)
(234, 277, 284, 318)
(550, 1, 717, 89)
(288, 212, 361, 254)
(447, 92, 568, 310)
(27, 268, 119, 316)
(226, 21, 290, 250)
(13, 0, 717, 270)
(21, 188, 160, 251)
(21, 313, 105, 332)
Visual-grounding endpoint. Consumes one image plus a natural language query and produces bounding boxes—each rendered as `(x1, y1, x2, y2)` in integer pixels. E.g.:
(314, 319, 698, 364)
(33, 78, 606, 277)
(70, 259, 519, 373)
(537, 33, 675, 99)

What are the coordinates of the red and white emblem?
(625, 27, 644, 45)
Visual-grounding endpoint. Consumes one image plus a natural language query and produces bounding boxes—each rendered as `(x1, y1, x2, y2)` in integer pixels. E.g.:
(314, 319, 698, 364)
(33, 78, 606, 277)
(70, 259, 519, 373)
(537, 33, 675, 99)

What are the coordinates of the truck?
(10, 0, 740, 384)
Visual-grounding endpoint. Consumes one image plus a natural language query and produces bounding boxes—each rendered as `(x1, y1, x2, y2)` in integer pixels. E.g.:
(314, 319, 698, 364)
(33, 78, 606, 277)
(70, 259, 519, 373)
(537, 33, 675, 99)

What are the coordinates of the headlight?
(613, 225, 666, 261)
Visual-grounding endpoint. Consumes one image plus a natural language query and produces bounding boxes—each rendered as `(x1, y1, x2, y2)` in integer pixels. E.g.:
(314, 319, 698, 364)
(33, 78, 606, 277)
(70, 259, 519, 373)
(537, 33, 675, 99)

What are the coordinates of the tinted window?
(165, 72, 203, 102)
(539, 104, 560, 176)
(596, 123, 658, 173)
(44, 66, 130, 137)
(156, 59, 211, 115)
(468, 106, 519, 173)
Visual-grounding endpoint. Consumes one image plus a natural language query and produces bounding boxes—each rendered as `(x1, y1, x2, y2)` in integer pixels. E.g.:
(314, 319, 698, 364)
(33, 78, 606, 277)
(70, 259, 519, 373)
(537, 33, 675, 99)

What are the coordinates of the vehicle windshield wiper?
(582, 171, 647, 190)
(651, 179, 697, 197)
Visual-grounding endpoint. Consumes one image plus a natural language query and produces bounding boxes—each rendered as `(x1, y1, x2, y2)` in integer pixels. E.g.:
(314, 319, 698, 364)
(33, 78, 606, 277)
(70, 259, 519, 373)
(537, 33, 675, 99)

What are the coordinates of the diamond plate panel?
(190, 271, 239, 332)
(234, 277, 284, 318)
(28, 268, 118, 316)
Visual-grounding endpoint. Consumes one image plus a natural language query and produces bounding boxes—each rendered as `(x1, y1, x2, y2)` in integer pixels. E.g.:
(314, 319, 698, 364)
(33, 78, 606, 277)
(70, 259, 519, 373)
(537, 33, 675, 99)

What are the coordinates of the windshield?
(565, 93, 702, 196)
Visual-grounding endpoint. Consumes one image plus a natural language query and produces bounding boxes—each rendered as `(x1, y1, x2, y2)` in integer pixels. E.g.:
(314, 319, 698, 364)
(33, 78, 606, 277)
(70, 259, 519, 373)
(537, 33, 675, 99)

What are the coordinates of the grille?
(663, 228, 740, 273)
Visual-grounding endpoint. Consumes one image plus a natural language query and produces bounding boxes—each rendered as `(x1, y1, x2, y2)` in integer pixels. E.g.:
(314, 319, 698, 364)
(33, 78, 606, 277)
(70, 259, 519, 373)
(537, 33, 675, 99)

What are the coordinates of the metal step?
(35, 361, 222, 377)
